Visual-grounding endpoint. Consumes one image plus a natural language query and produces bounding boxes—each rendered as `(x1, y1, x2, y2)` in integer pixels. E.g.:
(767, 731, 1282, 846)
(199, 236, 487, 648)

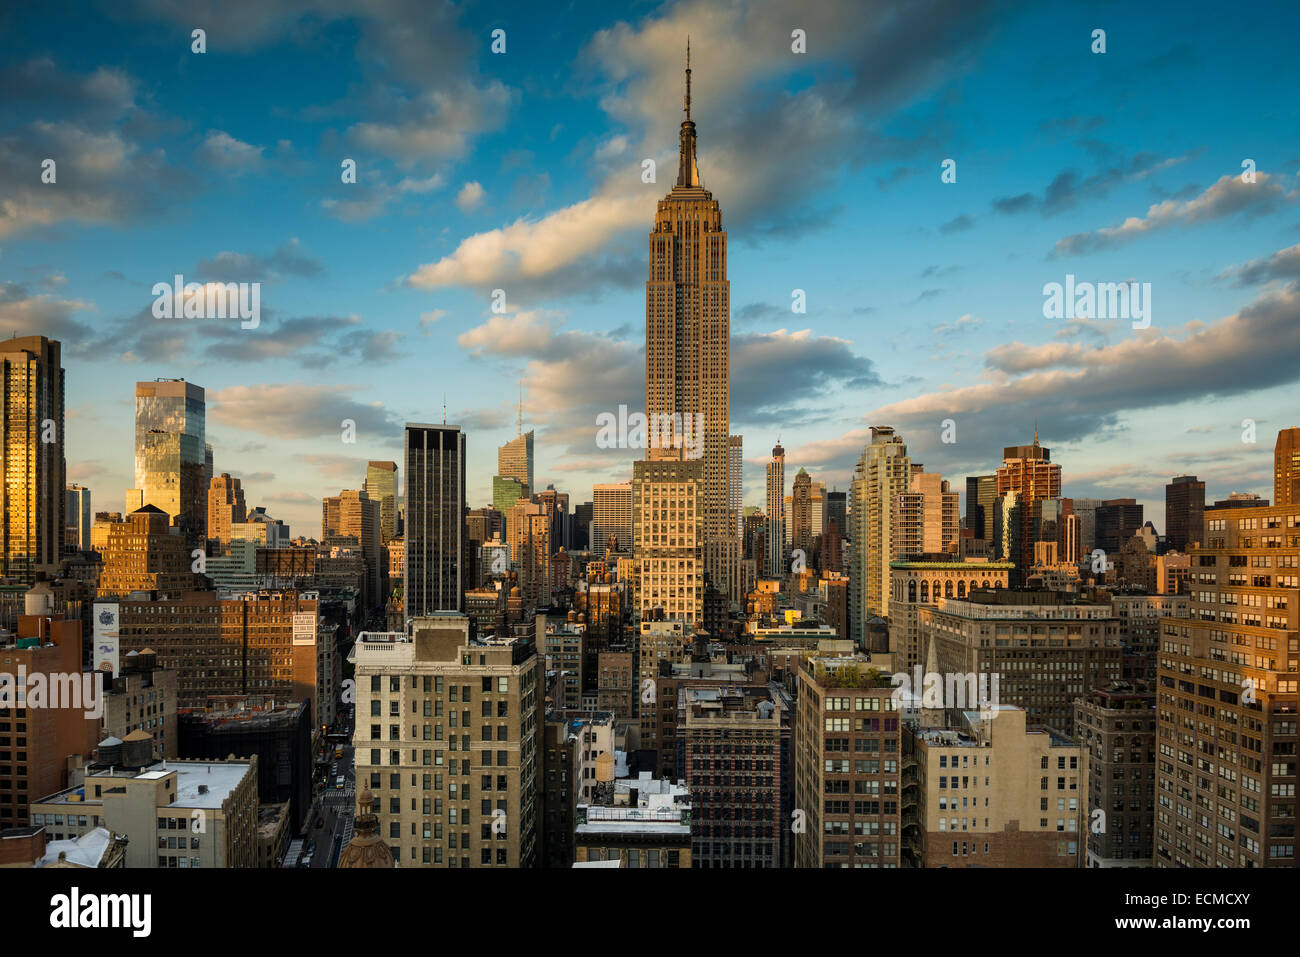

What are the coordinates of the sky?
(3, 0, 1299, 539)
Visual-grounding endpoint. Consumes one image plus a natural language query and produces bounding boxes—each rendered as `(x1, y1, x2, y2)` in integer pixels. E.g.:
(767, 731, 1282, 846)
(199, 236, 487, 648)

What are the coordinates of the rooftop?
(40, 760, 252, 809)
(38, 828, 115, 868)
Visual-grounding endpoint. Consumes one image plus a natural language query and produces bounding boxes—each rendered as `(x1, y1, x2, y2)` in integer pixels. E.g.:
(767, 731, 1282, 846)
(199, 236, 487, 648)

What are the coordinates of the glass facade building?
(134, 379, 206, 543)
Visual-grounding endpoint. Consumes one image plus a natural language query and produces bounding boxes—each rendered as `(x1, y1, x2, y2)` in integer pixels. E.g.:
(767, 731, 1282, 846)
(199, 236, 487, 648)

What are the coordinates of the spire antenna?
(517, 380, 523, 437)
(676, 36, 700, 187)
(442, 393, 447, 425)
(684, 37, 691, 121)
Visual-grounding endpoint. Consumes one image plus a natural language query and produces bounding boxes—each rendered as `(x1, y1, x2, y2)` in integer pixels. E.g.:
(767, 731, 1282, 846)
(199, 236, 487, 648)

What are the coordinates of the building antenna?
(442, 393, 446, 425)
(518, 380, 523, 437)
(684, 36, 691, 121)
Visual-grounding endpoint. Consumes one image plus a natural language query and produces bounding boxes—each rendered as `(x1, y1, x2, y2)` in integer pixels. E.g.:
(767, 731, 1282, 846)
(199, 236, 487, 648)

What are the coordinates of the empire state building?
(635, 42, 741, 621)
(644, 43, 732, 544)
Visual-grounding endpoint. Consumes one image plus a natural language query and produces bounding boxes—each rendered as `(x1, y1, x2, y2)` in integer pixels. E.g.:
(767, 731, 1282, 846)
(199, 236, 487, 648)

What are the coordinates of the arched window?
(944, 580, 954, 599)
(908, 580, 917, 603)
(957, 580, 966, 598)
(920, 580, 929, 603)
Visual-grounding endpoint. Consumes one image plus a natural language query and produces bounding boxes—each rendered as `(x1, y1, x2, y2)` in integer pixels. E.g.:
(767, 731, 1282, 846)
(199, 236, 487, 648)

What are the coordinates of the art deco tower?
(645, 42, 731, 543)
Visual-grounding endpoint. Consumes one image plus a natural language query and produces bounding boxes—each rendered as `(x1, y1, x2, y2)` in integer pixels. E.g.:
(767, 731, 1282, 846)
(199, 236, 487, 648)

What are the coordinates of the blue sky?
(3, 0, 1299, 538)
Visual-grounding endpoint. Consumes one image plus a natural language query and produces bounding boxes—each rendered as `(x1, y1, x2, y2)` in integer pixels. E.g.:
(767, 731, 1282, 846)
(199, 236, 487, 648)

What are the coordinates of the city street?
(302, 705, 355, 868)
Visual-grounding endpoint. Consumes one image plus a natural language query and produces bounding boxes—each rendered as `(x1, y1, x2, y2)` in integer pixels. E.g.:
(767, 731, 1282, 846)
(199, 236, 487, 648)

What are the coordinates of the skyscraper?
(1, 336, 65, 582)
(728, 434, 743, 538)
(1154, 502, 1299, 867)
(323, 489, 382, 605)
(365, 460, 399, 542)
(1275, 427, 1300, 507)
(1095, 498, 1143, 555)
(849, 426, 911, 638)
(134, 378, 206, 543)
(633, 456, 703, 623)
(826, 489, 847, 540)
(498, 430, 534, 496)
(1164, 474, 1205, 551)
(964, 474, 997, 541)
(404, 424, 466, 617)
(895, 468, 958, 558)
(65, 483, 91, 552)
(207, 473, 246, 548)
(995, 430, 1061, 582)
(592, 482, 633, 556)
(645, 43, 731, 547)
(765, 442, 785, 577)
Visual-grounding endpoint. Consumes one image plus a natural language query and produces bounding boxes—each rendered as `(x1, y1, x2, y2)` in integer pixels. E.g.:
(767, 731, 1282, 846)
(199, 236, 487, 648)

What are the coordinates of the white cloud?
(456, 181, 485, 212)
(1054, 173, 1296, 256)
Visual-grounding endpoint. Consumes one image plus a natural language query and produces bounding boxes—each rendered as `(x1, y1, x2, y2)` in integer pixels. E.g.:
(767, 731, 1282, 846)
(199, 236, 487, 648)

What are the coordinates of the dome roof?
(339, 788, 396, 869)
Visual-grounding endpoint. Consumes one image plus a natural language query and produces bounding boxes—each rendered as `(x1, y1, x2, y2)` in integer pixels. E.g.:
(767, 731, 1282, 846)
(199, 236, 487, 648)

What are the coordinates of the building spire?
(1033, 419, 1039, 445)
(676, 37, 700, 187)
(517, 380, 523, 437)
(684, 36, 691, 122)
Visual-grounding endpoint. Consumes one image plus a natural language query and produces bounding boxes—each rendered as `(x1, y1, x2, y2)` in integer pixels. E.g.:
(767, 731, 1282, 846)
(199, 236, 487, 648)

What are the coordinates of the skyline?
(4, 1, 1300, 539)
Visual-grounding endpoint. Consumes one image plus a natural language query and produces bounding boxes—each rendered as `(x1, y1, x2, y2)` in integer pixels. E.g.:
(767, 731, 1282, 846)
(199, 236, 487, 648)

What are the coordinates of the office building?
(1110, 593, 1190, 682)
(365, 461, 399, 543)
(96, 506, 197, 598)
(574, 773, 692, 868)
(1153, 502, 1300, 867)
(0, 609, 97, 828)
(995, 431, 1062, 583)
(896, 468, 959, 559)
(349, 615, 543, 867)
(1075, 681, 1156, 867)
(31, 756, 259, 869)
(765, 442, 785, 577)
(1096, 498, 1144, 556)
(920, 589, 1122, 736)
(65, 484, 91, 553)
(497, 430, 534, 496)
(680, 683, 790, 868)
(1276, 428, 1300, 507)
(323, 489, 381, 606)
(592, 483, 633, 558)
(728, 435, 743, 537)
(101, 590, 320, 712)
(1165, 475, 1205, 551)
(178, 696, 313, 834)
(572, 501, 593, 551)
(888, 558, 1014, 673)
(97, 648, 178, 760)
(902, 705, 1087, 867)
(633, 457, 703, 623)
(793, 654, 902, 868)
(0, 336, 65, 582)
(134, 379, 206, 543)
(207, 473, 246, 549)
(645, 47, 731, 546)
(965, 475, 997, 543)
(849, 427, 912, 637)
(404, 424, 466, 617)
